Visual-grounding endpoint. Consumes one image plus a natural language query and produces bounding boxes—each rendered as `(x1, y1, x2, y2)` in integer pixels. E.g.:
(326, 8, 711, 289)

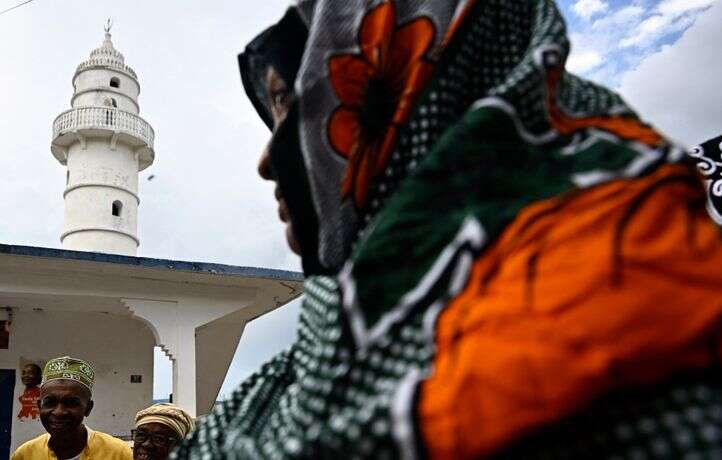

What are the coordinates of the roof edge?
(0, 244, 304, 282)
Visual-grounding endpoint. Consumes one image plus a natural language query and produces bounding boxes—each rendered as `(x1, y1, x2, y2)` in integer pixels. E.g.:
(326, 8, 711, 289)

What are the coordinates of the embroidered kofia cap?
(41, 356, 95, 391)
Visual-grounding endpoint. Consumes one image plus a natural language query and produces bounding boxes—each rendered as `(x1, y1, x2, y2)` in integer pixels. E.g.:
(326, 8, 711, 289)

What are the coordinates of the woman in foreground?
(173, 1, 722, 458)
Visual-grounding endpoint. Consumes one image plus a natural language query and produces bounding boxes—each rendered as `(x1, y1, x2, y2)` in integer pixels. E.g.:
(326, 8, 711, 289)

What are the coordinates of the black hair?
(238, 7, 309, 130)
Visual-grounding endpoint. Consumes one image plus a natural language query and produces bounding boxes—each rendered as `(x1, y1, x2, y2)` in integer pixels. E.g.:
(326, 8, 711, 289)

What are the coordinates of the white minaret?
(51, 20, 155, 256)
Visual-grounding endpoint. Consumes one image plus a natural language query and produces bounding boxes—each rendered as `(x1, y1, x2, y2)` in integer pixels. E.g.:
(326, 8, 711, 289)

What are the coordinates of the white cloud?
(658, 0, 716, 15)
(566, 46, 603, 73)
(620, 0, 716, 49)
(591, 5, 645, 29)
(566, 5, 646, 86)
(572, 0, 609, 20)
(620, 1, 722, 145)
(566, 0, 714, 89)
(620, 14, 672, 48)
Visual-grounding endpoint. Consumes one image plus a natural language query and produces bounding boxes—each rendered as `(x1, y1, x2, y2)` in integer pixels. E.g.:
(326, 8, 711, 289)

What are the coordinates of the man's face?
(21, 364, 41, 387)
(257, 66, 301, 254)
(133, 422, 180, 460)
(38, 379, 93, 438)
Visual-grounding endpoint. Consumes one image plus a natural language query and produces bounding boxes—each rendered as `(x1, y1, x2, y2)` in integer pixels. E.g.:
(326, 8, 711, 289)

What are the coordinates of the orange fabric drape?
(419, 164, 722, 459)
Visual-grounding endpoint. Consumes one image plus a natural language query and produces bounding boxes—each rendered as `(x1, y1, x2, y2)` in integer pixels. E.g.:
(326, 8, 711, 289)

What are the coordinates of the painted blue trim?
(0, 244, 303, 282)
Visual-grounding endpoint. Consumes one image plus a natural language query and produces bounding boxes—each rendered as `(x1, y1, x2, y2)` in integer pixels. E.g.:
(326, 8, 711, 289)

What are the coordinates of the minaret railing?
(75, 59, 137, 79)
(52, 107, 154, 148)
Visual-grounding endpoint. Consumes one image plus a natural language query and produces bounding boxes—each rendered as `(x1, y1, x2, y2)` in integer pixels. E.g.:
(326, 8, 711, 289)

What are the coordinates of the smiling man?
(133, 404, 194, 460)
(11, 356, 132, 460)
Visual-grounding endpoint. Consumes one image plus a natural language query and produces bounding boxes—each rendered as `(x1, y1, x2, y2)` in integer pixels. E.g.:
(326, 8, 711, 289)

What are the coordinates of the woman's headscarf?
(241, 1, 484, 273)
(170, 2, 722, 459)
(239, 0, 683, 333)
(135, 404, 195, 440)
(239, 8, 308, 130)
(239, 0, 675, 276)
(293, 0, 485, 271)
(688, 134, 722, 224)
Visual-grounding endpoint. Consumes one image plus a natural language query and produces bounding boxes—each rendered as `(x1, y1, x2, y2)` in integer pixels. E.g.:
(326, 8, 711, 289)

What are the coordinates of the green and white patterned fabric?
(171, 1, 720, 459)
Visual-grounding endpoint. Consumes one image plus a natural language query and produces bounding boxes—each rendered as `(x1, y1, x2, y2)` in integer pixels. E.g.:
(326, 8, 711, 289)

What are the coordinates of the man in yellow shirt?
(11, 356, 132, 460)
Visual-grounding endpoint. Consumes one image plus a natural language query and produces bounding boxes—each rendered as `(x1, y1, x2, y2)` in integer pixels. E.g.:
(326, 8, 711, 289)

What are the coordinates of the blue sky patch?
(558, 0, 715, 87)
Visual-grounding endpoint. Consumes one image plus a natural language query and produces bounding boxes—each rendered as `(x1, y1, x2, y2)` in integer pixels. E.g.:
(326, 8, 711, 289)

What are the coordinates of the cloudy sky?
(0, 0, 719, 400)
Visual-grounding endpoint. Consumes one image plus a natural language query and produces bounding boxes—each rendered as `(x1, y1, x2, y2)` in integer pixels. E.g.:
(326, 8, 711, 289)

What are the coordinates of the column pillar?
(172, 325, 198, 416)
(122, 297, 254, 417)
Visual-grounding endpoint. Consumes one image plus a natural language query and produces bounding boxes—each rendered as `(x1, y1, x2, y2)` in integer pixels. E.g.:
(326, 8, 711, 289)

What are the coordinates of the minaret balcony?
(51, 106, 155, 170)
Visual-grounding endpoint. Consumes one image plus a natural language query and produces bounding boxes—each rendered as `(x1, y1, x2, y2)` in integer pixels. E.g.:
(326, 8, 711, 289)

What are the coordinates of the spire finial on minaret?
(104, 18, 113, 43)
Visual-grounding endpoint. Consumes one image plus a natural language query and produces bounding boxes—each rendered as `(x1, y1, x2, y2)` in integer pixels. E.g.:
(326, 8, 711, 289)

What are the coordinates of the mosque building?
(0, 23, 302, 456)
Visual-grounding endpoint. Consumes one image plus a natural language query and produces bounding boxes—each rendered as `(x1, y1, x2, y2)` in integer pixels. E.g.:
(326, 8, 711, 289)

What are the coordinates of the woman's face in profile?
(257, 66, 301, 255)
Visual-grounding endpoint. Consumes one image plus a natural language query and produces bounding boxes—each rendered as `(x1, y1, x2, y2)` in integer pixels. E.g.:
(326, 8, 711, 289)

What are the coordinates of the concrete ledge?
(64, 182, 140, 204)
(61, 227, 141, 246)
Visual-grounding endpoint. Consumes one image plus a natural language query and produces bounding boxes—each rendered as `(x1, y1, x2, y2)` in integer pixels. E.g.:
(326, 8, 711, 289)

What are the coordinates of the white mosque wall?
(0, 309, 154, 452)
(62, 139, 139, 255)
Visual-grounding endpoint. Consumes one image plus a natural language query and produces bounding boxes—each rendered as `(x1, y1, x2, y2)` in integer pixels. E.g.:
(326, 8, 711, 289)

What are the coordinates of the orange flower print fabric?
(327, 2, 436, 209)
(419, 164, 722, 459)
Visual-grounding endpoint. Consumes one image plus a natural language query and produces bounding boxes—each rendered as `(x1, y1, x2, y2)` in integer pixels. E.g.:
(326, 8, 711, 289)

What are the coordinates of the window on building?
(110, 98, 118, 108)
(112, 200, 123, 217)
(110, 77, 120, 88)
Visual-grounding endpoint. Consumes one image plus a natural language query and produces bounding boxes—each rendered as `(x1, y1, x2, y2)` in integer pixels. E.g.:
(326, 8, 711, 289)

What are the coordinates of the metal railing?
(52, 107, 154, 148)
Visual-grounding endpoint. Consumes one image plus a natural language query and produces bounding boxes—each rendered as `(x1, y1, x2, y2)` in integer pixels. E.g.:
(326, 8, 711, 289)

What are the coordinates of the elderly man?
(11, 356, 132, 460)
(133, 404, 194, 460)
